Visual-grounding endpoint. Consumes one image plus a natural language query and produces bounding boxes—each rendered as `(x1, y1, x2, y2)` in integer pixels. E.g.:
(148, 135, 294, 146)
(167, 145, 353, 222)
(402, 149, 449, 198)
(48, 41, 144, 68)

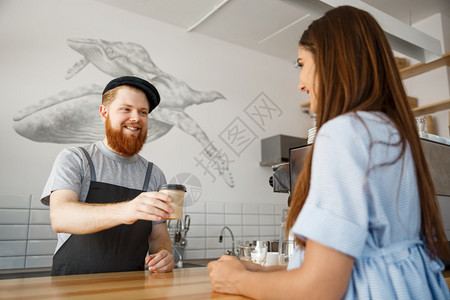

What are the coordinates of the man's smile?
(123, 124, 141, 132)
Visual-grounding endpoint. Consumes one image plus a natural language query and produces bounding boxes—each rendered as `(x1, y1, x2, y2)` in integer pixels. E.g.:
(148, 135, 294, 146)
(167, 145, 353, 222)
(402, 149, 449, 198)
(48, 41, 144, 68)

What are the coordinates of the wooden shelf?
(412, 99, 450, 116)
(300, 52, 450, 116)
(400, 52, 450, 79)
(300, 102, 310, 108)
(300, 97, 419, 109)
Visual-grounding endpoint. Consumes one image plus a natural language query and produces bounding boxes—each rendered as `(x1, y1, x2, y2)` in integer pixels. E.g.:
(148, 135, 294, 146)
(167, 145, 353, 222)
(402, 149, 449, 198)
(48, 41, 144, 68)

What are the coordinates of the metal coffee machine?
(269, 144, 312, 196)
(270, 141, 450, 269)
(268, 144, 312, 266)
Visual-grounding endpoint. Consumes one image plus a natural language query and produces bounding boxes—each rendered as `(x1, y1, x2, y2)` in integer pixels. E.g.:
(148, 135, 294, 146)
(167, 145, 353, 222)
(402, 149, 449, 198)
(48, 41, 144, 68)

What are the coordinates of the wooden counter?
(1, 267, 448, 299)
(0, 267, 249, 299)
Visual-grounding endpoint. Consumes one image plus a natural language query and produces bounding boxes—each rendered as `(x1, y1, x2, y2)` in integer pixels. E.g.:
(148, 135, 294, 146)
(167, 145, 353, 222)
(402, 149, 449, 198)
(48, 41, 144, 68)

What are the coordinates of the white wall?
(403, 12, 450, 138)
(0, 0, 307, 267)
(0, 0, 448, 269)
(0, 0, 308, 202)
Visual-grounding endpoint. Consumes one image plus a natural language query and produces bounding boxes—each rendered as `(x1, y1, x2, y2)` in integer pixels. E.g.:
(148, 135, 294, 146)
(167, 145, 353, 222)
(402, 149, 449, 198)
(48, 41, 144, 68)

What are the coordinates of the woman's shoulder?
(319, 111, 395, 143)
(322, 111, 389, 129)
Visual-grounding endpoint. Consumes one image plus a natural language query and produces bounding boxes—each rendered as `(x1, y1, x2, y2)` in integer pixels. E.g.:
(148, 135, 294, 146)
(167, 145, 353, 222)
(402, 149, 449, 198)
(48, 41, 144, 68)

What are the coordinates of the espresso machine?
(269, 144, 312, 197)
(268, 144, 312, 264)
(270, 141, 450, 269)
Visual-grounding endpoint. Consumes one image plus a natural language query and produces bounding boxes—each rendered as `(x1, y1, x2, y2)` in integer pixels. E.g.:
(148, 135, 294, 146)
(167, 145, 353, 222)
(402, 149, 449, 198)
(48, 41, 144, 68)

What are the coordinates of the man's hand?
(145, 249, 174, 273)
(121, 192, 174, 224)
(50, 190, 173, 234)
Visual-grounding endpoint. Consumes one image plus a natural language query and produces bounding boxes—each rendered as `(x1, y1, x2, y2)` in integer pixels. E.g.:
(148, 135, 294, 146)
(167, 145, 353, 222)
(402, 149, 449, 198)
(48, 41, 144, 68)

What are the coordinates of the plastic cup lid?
(158, 184, 187, 192)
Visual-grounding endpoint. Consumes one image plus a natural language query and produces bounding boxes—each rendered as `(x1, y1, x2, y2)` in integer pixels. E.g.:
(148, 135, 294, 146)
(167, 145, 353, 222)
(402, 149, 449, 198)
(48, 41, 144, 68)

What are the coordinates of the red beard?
(105, 116, 147, 157)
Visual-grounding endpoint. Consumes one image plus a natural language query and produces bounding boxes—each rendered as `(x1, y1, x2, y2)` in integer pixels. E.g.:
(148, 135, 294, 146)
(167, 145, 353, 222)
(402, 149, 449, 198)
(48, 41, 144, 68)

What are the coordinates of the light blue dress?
(287, 111, 449, 299)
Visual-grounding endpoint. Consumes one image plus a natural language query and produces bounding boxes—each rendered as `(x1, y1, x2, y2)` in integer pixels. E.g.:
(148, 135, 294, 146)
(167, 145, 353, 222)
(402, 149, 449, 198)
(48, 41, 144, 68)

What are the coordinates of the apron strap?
(142, 162, 153, 191)
(79, 147, 96, 182)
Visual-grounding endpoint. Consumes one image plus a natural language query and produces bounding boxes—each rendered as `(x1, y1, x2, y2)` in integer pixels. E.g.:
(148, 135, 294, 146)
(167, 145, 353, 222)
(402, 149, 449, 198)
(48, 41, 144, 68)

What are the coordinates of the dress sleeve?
(292, 116, 370, 258)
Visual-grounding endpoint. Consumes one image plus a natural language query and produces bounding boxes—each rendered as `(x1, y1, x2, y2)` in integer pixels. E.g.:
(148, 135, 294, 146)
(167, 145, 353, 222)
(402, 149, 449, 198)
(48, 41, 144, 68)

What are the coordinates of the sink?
(175, 262, 203, 268)
(175, 258, 218, 269)
(0, 259, 219, 278)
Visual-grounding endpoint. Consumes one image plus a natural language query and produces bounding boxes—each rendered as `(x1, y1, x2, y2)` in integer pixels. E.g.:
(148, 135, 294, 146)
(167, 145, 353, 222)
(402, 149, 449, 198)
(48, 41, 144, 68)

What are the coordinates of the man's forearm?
(148, 223, 172, 254)
(51, 199, 127, 234)
(50, 189, 171, 235)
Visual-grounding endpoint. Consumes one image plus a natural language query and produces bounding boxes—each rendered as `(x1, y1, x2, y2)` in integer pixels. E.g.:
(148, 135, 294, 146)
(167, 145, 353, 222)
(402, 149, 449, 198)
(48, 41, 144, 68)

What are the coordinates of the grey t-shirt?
(41, 141, 167, 253)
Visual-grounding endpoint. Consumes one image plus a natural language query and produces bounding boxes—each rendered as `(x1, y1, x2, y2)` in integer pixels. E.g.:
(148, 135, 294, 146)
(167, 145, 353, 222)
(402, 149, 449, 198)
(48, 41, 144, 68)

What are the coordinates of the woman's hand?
(207, 255, 247, 295)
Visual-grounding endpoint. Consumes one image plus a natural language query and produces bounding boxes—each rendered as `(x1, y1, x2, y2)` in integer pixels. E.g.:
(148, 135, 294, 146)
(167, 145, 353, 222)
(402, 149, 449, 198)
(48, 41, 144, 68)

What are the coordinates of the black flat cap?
(102, 76, 160, 112)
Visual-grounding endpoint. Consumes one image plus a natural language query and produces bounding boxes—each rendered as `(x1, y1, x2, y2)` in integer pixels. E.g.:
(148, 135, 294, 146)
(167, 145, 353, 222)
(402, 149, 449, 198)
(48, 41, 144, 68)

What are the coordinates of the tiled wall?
(183, 201, 288, 260)
(0, 194, 56, 270)
(0, 194, 288, 270)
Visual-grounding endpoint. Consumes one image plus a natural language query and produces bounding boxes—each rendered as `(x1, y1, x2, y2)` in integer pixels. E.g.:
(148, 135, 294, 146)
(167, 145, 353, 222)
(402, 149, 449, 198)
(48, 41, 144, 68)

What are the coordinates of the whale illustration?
(13, 38, 234, 187)
(12, 84, 172, 144)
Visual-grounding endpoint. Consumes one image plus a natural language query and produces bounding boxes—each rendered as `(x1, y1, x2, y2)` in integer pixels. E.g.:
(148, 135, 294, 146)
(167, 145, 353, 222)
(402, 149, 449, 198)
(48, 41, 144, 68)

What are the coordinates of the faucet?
(219, 226, 235, 256)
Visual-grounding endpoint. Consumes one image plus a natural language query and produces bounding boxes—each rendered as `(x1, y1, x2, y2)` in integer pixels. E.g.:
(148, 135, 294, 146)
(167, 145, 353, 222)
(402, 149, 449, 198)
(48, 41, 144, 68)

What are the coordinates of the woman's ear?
(99, 105, 108, 122)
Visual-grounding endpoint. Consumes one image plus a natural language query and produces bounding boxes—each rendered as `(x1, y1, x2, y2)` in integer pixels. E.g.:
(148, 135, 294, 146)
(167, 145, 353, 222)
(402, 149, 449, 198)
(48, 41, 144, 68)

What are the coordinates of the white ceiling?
(96, 0, 450, 63)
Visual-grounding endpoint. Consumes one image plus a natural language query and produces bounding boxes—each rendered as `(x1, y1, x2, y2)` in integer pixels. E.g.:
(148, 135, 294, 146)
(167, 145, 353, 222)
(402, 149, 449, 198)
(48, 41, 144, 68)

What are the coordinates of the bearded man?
(41, 76, 175, 276)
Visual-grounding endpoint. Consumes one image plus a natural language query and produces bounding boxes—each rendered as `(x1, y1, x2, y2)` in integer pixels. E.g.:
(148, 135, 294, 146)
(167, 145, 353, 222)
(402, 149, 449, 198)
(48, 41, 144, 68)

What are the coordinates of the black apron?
(51, 147, 154, 276)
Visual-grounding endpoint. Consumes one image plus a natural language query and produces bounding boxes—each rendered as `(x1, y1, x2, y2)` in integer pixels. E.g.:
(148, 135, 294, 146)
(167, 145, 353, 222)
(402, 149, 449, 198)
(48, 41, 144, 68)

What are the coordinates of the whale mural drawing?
(13, 38, 234, 187)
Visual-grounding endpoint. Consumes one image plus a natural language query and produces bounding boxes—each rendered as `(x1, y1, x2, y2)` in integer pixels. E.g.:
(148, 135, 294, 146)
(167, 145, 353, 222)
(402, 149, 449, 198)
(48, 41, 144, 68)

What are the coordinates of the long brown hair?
(286, 6, 449, 259)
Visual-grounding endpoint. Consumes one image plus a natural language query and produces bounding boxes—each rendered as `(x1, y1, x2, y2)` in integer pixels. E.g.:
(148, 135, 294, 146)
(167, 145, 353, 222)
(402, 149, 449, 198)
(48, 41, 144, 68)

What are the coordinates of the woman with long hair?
(208, 6, 449, 299)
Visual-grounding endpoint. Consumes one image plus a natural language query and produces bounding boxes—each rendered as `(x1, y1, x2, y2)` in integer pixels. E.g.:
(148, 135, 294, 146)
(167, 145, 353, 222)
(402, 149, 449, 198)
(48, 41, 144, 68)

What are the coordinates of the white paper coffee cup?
(158, 184, 187, 220)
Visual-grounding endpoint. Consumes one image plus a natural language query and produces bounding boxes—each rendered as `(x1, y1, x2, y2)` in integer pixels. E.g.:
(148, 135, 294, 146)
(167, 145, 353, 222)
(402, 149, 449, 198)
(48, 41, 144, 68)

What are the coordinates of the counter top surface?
(1, 267, 448, 299)
(0, 267, 249, 299)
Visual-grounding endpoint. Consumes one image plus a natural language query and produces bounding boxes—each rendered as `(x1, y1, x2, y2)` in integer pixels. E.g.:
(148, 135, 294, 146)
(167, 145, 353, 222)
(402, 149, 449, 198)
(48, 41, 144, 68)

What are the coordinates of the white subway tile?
(185, 213, 205, 225)
(29, 210, 51, 225)
(206, 202, 224, 213)
(25, 255, 53, 268)
(275, 226, 281, 237)
(0, 194, 30, 209)
(0, 225, 28, 240)
(206, 225, 223, 237)
(243, 214, 259, 225)
(225, 214, 242, 225)
(185, 201, 205, 213)
(30, 194, 47, 209)
(186, 225, 205, 238)
(28, 225, 57, 240)
(242, 203, 259, 214)
(259, 214, 275, 225)
(205, 249, 224, 259)
(206, 214, 224, 226)
(26, 240, 57, 256)
(226, 225, 242, 238)
(186, 237, 205, 250)
(0, 241, 26, 256)
(0, 209, 29, 225)
(243, 225, 259, 236)
(225, 203, 242, 214)
(260, 225, 275, 236)
(259, 204, 274, 215)
(0, 256, 25, 270)
(185, 249, 205, 260)
(206, 237, 222, 249)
